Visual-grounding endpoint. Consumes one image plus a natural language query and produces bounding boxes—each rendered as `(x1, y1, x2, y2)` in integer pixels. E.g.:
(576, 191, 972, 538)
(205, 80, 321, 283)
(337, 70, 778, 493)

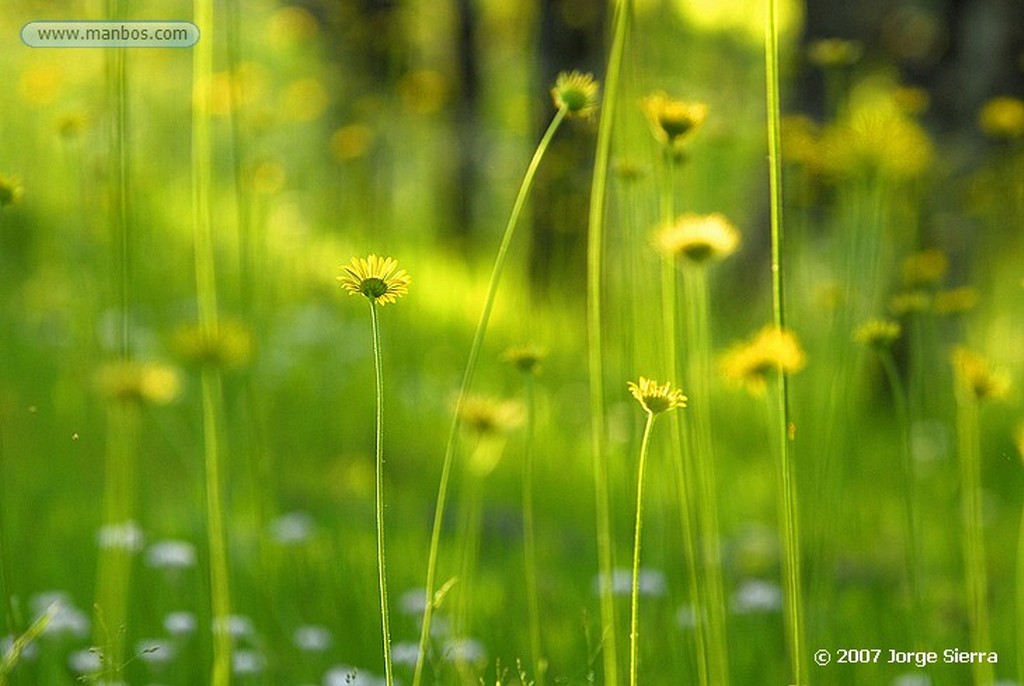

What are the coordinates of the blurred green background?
(1, 0, 1022, 684)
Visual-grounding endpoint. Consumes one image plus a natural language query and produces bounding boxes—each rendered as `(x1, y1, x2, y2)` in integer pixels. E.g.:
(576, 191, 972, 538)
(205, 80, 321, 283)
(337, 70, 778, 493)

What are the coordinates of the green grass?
(1, 1, 1023, 685)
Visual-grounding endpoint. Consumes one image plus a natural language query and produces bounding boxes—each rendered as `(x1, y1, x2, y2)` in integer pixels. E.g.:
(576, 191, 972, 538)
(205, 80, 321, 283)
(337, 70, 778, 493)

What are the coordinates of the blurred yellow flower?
(978, 96, 1024, 139)
(655, 213, 740, 264)
(550, 71, 600, 118)
(902, 249, 949, 287)
(330, 124, 376, 162)
(172, 320, 253, 368)
(854, 319, 902, 349)
(502, 345, 547, 376)
(0, 174, 24, 208)
(627, 377, 687, 415)
(95, 361, 183, 405)
(821, 110, 933, 180)
(642, 92, 707, 152)
(807, 38, 864, 68)
(780, 114, 822, 170)
(932, 287, 979, 315)
(889, 290, 932, 315)
(951, 347, 1010, 402)
(721, 326, 806, 396)
(459, 394, 525, 437)
(338, 255, 410, 306)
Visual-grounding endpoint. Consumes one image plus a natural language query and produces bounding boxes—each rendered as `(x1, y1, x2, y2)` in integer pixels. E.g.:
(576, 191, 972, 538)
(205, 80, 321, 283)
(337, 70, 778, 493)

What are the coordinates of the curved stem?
(369, 302, 395, 686)
(412, 106, 567, 686)
(628, 412, 656, 686)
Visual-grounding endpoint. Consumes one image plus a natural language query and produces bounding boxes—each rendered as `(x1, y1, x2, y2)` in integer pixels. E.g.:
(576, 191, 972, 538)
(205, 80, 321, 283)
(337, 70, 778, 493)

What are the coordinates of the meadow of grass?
(1, 0, 1023, 685)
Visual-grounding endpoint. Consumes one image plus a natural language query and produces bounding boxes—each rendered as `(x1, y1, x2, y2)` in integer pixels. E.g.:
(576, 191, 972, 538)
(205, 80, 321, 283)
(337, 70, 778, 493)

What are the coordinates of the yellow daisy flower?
(642, 92, 707, 151)
(627, 377, 687, 415)
(338, 254, 410, 306)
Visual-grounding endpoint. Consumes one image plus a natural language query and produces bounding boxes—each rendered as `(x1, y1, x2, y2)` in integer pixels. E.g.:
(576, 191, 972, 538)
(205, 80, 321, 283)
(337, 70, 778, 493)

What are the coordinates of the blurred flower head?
(550, 70, 600, 118)
(932, 287, 979, 315)
(902, 249, 949, 287)
(951, 347, 1010, 402)
(821, 82, 934, 180)
(807, 38, 864, 68)
(720, 326, 806, 396)
(978, 96, 1024, 139)
(780, 114, 823, 171)
(0, 174, 24, 208)
(854, 319, 902, 350)
(655, 212, 740, 264)
(502, 344, 547, 376)
(172, 320, 253, 368)
(94, 361, 182, 405)
(338, 255, 410, 306)
(642, 92, 707, 152)
(627, 377, 687, 415)
(458, 395, 524, 437)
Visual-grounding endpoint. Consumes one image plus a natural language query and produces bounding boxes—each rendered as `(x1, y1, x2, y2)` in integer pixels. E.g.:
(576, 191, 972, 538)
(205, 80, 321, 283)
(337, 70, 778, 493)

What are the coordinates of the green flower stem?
(658, 188, 709, 685)
(954, 388, 994, 686)
(628, 411, 657, 686)
(682, 266, 729, 686)
(0, 424, 19, 643)
(521, 374, 546, 684)
(193, 0, 232, 682)
(877, 349, 922, 642)
(412, 106, 567, 686)
(94, 402, 140, 676)
(200, 368, 232, 686)
(1017, 499, 1024, 685)
(369, 301, 395, 686)
(587, 3, 630, 684)
(765, 0, 806, 680)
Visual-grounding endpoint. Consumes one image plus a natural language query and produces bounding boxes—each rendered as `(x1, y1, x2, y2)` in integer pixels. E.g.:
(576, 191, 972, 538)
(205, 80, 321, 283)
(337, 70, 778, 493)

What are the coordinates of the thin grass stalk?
(412, 106, 568, 686)
(94, 402, 140, 675)
(764, 0, 806, 681)
(1017, 495, 1024, 685)
(877, 349, 922, 643)
(521, 374, 545, 684)
(658, 179, 708, 685)
(628, 411, 657, 686)
(586, 2, 630, 683)
(192, 0, 232, 682)
(954, 387, 994, 686)
(0, 425, 19, 642)
(681, 266, 729, 686)
(369, 301, 395, 686)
